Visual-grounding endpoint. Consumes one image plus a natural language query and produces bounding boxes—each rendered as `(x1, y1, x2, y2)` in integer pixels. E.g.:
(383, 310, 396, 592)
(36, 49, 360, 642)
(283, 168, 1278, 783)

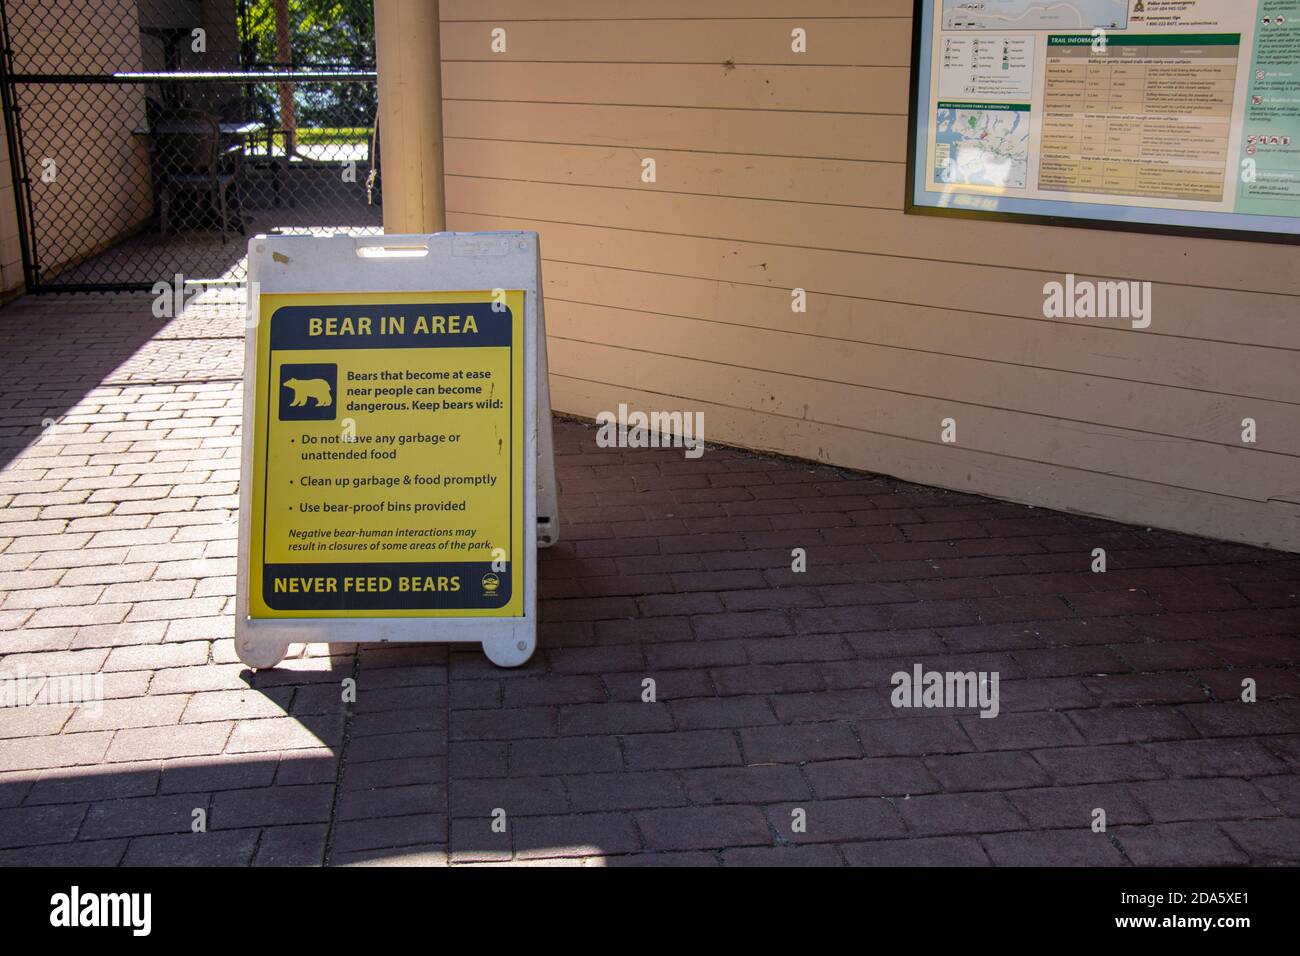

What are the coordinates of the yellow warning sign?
(247, 290, 526, 618)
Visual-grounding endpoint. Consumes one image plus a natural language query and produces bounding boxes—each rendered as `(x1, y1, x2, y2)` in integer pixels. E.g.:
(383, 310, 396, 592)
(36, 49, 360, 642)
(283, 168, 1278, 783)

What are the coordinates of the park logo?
(278, 363, 337, 421)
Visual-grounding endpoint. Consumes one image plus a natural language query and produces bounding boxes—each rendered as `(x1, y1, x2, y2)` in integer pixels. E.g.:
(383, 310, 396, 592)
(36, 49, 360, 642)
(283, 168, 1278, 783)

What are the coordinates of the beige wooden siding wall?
(5, 0, 152, 283)
(0, 122, 25, 299)
(438, 0, 1300, 553)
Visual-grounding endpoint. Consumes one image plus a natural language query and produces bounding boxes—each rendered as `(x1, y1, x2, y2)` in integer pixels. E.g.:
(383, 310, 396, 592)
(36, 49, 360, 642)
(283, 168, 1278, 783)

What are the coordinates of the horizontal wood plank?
(443, 62, 910, 114)
(442, 1, 914, 21)
(445, 139, 904, 209)
(443, 100, 907, 161)
(441, 18, 913, 65)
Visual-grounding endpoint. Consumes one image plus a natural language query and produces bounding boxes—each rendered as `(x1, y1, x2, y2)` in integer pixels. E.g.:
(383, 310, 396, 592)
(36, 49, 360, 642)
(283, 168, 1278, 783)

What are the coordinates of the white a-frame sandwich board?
(235, 232, 558, 669)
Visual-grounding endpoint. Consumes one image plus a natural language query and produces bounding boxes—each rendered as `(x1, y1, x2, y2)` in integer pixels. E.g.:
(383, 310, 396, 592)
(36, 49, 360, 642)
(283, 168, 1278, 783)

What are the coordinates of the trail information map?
(911, 0, 1300, 239)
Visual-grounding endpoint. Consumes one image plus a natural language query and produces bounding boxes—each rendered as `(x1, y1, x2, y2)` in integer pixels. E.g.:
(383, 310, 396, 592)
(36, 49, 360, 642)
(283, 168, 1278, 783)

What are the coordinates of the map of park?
(942, 0, 1129, 30)
(934, 105, 1031, 188)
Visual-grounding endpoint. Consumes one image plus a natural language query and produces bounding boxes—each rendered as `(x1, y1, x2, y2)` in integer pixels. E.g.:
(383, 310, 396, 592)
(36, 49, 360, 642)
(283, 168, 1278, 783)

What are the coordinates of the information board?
(906, 0, 1300, 242)
(235, 233, 558, 669)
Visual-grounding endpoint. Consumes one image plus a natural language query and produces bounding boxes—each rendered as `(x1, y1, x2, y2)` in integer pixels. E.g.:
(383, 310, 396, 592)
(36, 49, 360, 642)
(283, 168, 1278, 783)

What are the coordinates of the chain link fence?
(1, 0, 380, 292)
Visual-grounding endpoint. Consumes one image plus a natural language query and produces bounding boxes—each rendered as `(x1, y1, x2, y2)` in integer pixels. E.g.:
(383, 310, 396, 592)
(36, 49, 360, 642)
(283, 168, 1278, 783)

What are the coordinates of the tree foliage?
(241, 0, 375, 69)
(239, 0, 376, 129)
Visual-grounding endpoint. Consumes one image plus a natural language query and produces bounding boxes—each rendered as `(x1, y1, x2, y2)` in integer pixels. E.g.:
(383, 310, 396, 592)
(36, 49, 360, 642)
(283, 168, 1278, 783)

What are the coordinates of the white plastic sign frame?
(235, 231, 558, 669)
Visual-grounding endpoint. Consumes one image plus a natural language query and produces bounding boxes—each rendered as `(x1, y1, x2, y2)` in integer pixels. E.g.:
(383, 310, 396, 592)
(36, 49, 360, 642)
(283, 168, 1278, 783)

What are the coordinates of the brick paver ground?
(1, 293, 1297, 866)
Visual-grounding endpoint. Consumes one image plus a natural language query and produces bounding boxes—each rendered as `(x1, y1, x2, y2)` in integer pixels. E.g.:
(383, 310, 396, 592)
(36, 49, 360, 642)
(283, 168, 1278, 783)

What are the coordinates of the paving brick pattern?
(1, 294, 1298, 866)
